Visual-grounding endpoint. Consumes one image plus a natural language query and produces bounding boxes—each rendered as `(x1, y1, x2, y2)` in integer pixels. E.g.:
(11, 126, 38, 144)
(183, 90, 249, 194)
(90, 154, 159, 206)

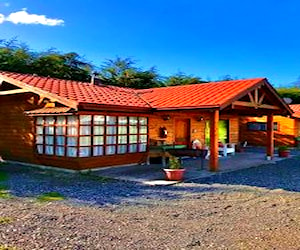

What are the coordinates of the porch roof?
(289, 104, 300, 118)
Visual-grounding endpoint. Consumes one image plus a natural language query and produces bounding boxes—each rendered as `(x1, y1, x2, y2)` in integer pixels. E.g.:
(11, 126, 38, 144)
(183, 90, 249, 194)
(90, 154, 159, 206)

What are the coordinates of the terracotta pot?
(163, 169, 186, 181)
(278, 150, 290, 157)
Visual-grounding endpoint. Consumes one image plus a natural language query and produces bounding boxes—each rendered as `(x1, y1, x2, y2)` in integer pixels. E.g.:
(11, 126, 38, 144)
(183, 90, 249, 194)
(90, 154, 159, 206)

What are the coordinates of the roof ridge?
(140, 78, 266, 91)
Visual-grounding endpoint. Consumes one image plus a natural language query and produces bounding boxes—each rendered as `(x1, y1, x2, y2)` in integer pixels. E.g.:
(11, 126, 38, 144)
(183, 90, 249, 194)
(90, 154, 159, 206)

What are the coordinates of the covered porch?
(148, 79, 293, 172)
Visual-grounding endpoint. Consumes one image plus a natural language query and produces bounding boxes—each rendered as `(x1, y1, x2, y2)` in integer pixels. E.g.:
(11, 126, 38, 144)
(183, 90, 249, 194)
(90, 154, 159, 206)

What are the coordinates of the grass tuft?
(80, 171, 113, 183)
(0, 217, 13, 224)
(0, 185, 12, 199)
(0, 170, 8, 182)
(0, 245, 17, 250)
(36, 192, 65, 202)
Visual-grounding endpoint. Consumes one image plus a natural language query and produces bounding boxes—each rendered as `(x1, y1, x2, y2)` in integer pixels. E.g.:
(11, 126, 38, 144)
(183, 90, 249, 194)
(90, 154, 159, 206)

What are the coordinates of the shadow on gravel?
(1, 158, 300, 207)
(188, 158, 300, 192)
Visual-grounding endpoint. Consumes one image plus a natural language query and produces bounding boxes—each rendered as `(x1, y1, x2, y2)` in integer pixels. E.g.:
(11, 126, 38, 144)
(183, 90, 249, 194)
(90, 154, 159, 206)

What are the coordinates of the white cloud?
(0, 14, 4, 24)
(0, 8, 64, 26)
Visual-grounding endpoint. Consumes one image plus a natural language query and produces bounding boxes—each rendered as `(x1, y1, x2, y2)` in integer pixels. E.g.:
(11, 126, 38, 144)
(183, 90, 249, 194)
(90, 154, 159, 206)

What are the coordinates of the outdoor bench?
(166, 148, 208, 170)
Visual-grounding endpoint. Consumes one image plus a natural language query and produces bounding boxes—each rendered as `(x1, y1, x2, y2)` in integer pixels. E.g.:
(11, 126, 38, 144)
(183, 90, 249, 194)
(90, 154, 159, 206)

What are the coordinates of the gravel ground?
(0, 158, 300, 249)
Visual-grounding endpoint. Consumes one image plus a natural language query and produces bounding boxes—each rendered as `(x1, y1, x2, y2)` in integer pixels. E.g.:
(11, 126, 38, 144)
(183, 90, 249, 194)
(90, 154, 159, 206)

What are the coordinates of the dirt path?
(0, 186, 300, 249)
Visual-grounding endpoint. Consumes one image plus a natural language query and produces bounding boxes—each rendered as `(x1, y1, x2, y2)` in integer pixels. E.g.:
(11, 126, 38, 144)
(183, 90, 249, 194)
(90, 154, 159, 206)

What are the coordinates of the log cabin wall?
(239, 115, 298, 146)
(0, 97, 149, 170)
(148, 112, 239, 146)
(0, 94, 39, 164)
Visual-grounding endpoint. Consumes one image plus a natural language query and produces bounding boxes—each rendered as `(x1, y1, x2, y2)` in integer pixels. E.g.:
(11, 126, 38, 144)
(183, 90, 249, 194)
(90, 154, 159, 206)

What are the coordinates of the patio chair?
(218, 143, 236, 157)
(205, 143, 236, 159)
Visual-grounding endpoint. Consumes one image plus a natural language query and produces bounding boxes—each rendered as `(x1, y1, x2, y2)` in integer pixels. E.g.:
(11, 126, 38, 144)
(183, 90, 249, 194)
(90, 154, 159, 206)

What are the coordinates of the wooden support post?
(266, 114, 274, 159)
(209, 109, 219, 171)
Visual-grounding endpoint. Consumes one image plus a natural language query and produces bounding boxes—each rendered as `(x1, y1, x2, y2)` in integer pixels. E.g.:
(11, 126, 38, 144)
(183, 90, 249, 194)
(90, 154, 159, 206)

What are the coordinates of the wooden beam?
(0, 89, 31, 96)
(248, 92, 255, 104)
(254, 88, 259, 103)
(258, 93, 265, 105)
(209, 109, 219, 172)
(258, 104, 280, 110)
(266, 114, 274, 159)
(232, 101, 280, 110)
(45, 102, 55, 108)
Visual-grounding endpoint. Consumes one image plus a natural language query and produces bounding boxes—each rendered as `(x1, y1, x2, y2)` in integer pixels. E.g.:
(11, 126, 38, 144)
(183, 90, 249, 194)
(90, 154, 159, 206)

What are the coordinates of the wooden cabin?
(0, 72, 292, 171)
(240, 104, 300, 147)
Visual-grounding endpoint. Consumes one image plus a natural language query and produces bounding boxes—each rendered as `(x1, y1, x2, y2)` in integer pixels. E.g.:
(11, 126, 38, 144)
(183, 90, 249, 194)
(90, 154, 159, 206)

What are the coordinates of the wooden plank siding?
(148, 111, 239, 147)
(239, 115, 299, 146)
(0, 94, 39, 164)
(0, 94, 148, 170)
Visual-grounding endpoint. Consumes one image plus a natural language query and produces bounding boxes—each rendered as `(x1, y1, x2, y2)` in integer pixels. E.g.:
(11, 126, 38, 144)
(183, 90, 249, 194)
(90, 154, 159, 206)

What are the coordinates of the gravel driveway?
(0, 158, 300, 249)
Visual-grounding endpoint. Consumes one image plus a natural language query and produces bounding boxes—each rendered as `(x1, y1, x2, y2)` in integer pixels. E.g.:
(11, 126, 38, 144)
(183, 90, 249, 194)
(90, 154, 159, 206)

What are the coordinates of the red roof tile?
(289, 105, 300, 118)
(0, 71, 150, 109)
(0, 71, 269, 111)
(137, 78, 266, 109)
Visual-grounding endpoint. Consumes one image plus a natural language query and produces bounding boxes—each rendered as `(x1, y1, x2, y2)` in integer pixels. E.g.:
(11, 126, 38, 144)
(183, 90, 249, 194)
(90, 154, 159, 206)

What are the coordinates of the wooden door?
(175, 119, 191, 146)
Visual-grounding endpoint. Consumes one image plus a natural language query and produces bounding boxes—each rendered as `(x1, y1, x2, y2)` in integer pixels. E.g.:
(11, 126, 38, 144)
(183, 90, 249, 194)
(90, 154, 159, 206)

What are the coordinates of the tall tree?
(98, 57, 162, 89)
(277, 87, 300, 104)
(165, 72, 205, 86)
(0, 39, 93, 82)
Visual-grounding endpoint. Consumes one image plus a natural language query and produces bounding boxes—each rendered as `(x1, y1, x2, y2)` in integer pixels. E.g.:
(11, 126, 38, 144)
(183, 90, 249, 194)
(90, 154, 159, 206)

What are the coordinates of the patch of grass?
(0, 245, 17, 250)
(0, 217, 13, 224)
(36, 192, 65, 202)
(79, 171, 113, 183)
(0, 246, 17, 250)
(0, 170, 8, 182)
(0, 185, 12, 199)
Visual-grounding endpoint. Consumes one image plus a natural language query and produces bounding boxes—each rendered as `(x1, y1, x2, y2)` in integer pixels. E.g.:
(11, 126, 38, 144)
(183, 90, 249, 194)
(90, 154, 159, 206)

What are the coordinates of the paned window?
(36, 115, 148, 157)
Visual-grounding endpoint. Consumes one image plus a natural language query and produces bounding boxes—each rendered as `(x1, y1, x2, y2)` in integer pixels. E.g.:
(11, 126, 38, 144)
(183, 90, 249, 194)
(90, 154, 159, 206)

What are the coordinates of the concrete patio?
(90, 147, 300, 185)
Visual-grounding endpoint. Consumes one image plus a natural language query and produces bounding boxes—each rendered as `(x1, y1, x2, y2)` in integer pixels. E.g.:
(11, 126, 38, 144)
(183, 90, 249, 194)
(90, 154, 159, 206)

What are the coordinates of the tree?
(0, 39, 93, 82)
(277, 87, 300, 104)
(165, 72, 205, 86)
(98, 57, 162, 89)
(217, 75, 240, 81)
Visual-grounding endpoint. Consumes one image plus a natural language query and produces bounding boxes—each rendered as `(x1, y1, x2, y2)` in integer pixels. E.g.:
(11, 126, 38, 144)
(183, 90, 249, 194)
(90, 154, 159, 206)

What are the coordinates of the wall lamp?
(196, 116, 204, 121)
(162, 115, 170, 121)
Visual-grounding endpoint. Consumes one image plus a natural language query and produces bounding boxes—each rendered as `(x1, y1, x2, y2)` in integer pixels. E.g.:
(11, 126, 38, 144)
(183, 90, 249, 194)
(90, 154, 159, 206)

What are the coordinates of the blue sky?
(1, 0, 300, 86)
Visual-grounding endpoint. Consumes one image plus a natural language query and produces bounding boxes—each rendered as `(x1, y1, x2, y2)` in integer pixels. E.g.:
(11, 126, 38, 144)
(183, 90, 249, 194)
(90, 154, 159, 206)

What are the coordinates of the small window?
(247, 122, 278, 131)
(57, 116, 66, 125)
(94, 115, 105, 125)
(106, 116, 117, 125)
(80, 115, 92, 125)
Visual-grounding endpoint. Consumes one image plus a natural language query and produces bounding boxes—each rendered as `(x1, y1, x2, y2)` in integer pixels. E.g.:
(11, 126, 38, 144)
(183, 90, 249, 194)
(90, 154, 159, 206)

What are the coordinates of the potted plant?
(163, 156, 185, 181)
(278, 145, 290, 157)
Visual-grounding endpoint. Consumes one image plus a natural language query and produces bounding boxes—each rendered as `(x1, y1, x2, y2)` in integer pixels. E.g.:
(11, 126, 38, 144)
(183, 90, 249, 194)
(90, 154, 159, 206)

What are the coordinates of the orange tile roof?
(0, 71, 150, 109)
(289, 105, 300, 118)
(137, 78, 266, 109)
(0, 71, 269, 111)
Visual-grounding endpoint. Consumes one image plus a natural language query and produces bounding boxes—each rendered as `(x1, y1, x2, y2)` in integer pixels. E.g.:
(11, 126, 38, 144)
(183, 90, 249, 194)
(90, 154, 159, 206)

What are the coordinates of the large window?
(35, 115, 148, 157)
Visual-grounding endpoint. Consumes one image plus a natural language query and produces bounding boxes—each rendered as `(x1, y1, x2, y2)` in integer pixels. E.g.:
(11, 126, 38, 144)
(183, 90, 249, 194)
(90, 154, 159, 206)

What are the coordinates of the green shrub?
(37, 192, 65, 202)
(168, 156, 183, 169)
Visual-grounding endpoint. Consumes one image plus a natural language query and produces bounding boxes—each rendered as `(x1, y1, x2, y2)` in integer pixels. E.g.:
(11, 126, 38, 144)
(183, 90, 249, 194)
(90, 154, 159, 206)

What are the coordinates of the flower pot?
(163, 168, 186, 181)
(278, 150, 290, 158)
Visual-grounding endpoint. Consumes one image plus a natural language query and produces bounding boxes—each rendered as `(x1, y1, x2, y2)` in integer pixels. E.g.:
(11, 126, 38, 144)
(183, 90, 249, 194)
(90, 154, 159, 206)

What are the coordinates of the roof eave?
(154, 105, 220, 111)
(78, 102, 152, 113)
